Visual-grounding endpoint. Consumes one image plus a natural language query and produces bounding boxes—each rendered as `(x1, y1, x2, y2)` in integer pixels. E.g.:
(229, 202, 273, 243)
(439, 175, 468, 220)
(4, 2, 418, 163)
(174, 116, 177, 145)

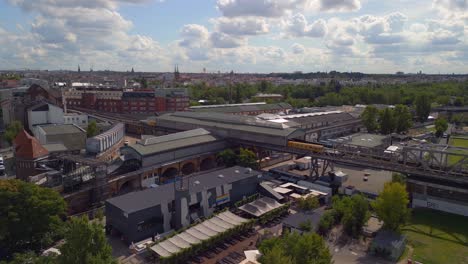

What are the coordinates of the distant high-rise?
(131, 67, 134, 73)
(78, 65, 80, 73)
(174, 64, 180, 81)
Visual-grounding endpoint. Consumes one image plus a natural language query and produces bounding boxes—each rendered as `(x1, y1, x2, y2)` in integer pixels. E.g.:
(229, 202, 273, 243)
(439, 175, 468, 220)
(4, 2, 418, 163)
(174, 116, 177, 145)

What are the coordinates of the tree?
(0, 180, 67, 259)
(299, 220, 313, 232)
(372, 182, 410, 232)
(217, 149, 237, 167)
(237, 148, 257, 169)
(318, 211, 335, 235)
(259, 232, 332, 264)
(59, 216, 116, 264)
(342, 195, 370, 237)
(379, 108, 395, 134)
(1, 251, 56, 264)
(434, 117, 448, 137)
(259, 245, 293, 264)
(391, 173, 406, 184)
(361, 105, 379, 132)
(332, 195, 370, 237)
(3, 121, 23, 145)
(415, 94, 431, 122)
(393, 105, 413, 133)
(87, 120, 99, 137)
(298, 196, 320, 211)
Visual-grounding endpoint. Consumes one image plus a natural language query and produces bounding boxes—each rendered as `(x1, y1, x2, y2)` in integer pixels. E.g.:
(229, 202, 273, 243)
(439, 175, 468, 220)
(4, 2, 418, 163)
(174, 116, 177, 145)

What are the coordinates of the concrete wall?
(28, 104, 65, 131)
(64, 114, 88, 126)
(412, 195, 468, 217)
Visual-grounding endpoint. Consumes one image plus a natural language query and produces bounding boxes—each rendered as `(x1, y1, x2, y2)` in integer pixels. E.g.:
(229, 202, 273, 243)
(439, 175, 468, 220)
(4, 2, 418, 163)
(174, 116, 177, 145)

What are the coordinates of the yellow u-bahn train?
(287, 140, 324, 153)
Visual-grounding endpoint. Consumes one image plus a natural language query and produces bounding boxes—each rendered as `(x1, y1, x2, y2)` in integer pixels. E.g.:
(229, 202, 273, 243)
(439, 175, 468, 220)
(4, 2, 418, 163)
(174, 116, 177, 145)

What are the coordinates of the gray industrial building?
(151, 112, 305, 146)
(105, 166, 263, 243)
(33, 124, 87, 152)
(258, 111, 362, 142)
(120, 128, 228, 169)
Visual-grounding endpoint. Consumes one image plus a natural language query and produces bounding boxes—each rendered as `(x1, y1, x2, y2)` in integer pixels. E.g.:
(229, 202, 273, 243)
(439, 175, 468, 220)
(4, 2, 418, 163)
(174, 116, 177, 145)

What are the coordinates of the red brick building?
(14, 130, 49, 181)
(64, 88, 189, 113)
(122, 91, 166, 114)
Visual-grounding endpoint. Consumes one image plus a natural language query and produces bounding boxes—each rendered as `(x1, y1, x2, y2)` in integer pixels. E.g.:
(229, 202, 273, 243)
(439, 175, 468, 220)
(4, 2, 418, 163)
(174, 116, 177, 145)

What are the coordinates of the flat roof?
(39, 124, 85, 135)
(43, 143, 68, 152)
(106, 166, 262, 213)
(350, 133, 388, 148)
(282, 207, 325, 230)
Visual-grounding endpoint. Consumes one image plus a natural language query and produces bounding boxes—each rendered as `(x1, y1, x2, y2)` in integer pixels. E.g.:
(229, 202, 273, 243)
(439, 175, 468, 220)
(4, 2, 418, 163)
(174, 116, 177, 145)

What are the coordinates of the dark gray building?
(106, 166, 263, 243)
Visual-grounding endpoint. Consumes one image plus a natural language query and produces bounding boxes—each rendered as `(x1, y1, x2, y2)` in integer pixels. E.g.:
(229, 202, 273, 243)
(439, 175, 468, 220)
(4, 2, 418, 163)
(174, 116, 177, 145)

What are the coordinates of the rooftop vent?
(194, 180, 200, 185)
(235, 170, 240, 174)
(218, 174, 224, 178)
(245, 168, 252, 174)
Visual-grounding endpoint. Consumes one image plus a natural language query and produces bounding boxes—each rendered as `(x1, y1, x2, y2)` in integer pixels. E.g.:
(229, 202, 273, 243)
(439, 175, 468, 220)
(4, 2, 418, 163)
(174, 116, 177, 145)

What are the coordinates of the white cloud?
(283, 14, 327, 37)
(291, 43, 306, 54)
(210, 32, 246, 48)
(216, 0, 311, 17)
(316, 0, 361, 12)
(179, 24, 210, 47)
(212, 17, 269, 35)
(433, 0, 467, 13)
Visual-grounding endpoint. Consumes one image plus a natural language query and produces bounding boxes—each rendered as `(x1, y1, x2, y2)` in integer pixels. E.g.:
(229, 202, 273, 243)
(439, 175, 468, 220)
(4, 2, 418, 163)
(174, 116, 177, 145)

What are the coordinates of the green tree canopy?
(391, 173, 406, 184)
(259, 232, 332, 264)
(298, 195, 320, 211)
(237, 148, 258, 169)
(415, 94, 431, 122)
(372, 182, 410, 232)
(217, 149, 237, 167)
(259, 244, 293, 264)
(393, 105, 413, 133)
(0, 180, 67, 259)
(59, 216, 116, 264)
(434, 117, 448, 137)
(1, 251, 56, 264)
(361, 105, 379, 133)
(87, 120, 99, 138)
(379, 108, 395, 134)
(3, 121, 23, 145)
(332, 195, 370, 237)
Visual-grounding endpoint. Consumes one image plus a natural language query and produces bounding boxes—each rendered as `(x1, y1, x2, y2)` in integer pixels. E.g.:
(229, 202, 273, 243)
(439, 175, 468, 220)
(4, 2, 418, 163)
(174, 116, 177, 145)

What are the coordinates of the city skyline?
(0, 0, 467, 74)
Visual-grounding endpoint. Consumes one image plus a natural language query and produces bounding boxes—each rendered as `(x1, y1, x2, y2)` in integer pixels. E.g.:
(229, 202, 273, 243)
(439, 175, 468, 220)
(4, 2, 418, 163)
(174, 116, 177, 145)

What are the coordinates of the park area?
(402, 208, 468, 264)
(448, 136, 468, 165)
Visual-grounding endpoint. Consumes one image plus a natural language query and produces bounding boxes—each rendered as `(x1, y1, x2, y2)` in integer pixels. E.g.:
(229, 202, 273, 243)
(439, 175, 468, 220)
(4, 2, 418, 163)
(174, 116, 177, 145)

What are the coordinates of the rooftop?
(106, 166, 263, 213)
(14, 130, 49, 159)
(155, 112, 304, 138)
(189, 102, 292, 114)
(238, 196, 283, 217)
(39, 124, 85, 135)
(349, 133, 389, 148)
(43, 143, 68, 152)
(151, 211, 249, 258)
(126, 128, 220, 156)
(282, 207, 325, 231)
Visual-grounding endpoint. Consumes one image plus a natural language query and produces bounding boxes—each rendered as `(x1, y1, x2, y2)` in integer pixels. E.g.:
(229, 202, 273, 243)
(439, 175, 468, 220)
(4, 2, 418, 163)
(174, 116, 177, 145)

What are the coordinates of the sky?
(0, 0, 467, 73)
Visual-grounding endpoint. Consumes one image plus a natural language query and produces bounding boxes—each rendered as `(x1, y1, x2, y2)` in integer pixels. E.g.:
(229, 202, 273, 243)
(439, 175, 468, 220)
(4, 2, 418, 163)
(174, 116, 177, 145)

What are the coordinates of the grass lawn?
(448, 137, 468, 165)
(402, 208, 468, 264)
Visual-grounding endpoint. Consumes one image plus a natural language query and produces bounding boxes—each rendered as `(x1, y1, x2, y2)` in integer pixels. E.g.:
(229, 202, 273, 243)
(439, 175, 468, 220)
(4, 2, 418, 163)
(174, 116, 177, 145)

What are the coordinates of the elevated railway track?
(236, 140, 468, 184)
